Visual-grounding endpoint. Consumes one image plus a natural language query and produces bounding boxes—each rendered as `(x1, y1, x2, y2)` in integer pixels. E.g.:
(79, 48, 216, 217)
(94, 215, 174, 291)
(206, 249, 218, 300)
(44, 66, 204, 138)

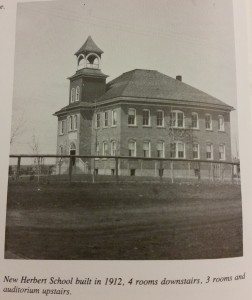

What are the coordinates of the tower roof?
(75, 36, 104, 57)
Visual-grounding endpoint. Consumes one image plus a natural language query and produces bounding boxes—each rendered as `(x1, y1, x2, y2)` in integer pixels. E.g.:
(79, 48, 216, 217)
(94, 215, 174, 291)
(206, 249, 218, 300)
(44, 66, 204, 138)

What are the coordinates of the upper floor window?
(218, 115, 225, 131)
(96, 113, 100, 128)
(111, 140, 117, 156)
(193, 143, 200, 159)
(143, 141, 151, 158)
(59, 120, 65, 135)
(128, 108, 136, 126)
(157, 141, 165, 158)
(170, 110, 184, 128)
(112, 110, 117, 126)
(71, 88, 75, 103)
(192, 113, 199, 129)
(103, 142, 108, 156)
(128, 140, 136, 157)
(206, 143, 213, 160)
(76, 86, 80, 101)
(143, 109, 150, 126)
(104, 111, 109, 127)
(205, 114, 212, 130)
(157, 110, 164, 127)
(74, 115, 78, 130)
(219, 144, 226, 160)
(69, 115, 77, 131)
(170, 142, 185, 158)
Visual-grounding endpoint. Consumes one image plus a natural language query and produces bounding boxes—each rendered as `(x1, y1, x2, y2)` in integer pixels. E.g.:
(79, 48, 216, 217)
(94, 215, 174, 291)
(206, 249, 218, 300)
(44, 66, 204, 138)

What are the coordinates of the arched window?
(219, 144, 225, 160)
(170, 110, 184, 128)
(86, 53, 100, 69)
(77, 55, 85, 70)
(76, 86, 80, 101)
(71, 88, 75, 103)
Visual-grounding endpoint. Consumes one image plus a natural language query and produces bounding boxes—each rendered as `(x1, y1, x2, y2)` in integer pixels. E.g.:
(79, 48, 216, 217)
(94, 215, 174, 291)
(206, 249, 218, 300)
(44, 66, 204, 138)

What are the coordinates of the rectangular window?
(157, 141, 164, 158)
(192, 113, 198, 129)
(96, 113, 100, 128)
(128, 108, 136, 125)
(143, 141, 150, 158)
(103, 142, 108, 156)
(104, 111, 109, 127)
(157, 110, 164, 127)
(128, 141, 136, 157)
(219, 145, 225, 160)
(74, 115, 78, 130)
(206, 143, 213, 159)
(177, 113, 184, 128)
(111, 141, 116, 156)
(69, 116, 74, 131)
(205, 114, 212, 130)
(218, 115, 225, 131)
(59, 120, 65, 135)
(112, 110, 117, 126)
(178, 142, 184, 158)
(143, 109, 150, 126)
(193, 143, 199, 159)
(170, 143, 176, 158)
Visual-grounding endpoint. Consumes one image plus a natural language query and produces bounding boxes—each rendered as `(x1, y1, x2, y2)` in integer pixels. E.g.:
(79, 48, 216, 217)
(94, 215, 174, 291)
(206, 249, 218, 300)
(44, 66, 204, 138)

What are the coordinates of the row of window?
(95, 109, 225, 131)
(96, 110, 117, 128)
(70, 86, 80, 103)
(59, 115, 78, 134)
(95, 140, 226, 160)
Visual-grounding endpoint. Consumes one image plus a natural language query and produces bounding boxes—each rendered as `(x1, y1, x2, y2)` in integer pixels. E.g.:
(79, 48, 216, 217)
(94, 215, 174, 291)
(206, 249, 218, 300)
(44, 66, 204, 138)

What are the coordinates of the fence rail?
(9, 154, 240, 185)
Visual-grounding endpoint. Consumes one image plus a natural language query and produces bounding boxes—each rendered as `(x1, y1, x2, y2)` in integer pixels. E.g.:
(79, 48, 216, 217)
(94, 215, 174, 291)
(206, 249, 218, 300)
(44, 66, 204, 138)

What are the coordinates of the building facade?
(54, 36, 233, 178)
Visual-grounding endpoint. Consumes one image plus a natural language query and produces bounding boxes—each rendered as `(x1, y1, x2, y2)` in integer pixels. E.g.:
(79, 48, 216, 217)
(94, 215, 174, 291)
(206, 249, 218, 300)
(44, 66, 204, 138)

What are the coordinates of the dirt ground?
(5, 182, 243, 260)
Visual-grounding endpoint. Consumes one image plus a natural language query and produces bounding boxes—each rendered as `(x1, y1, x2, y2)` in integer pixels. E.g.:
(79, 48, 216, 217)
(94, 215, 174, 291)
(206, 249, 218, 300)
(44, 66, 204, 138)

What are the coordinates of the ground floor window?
(170, 142, 185, 158)
(193, 143, 199, 159)
(219, 144, 225, 160)
(128, 140, 136, 157)
(206, 143, 213, 160)
(130, 169, 136, 176)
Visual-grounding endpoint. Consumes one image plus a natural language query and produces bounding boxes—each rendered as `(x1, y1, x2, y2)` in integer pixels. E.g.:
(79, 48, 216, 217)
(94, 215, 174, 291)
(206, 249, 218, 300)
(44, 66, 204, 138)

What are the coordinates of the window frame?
(128, 140, 136, 157)
(157, 110, 164, 127)
(75, 86, 80, 102)
(192, 143, 200, 159)
(170, 110, 184, 128)
(111, 140, 117, 156)
(104, 111, 109, 127)
(191, 112, 199, 129)
(128, 108, 136, 126)
(143, 141, 151, 158)
(205, 114, 212, 130)
(71, 88, 75, 103)
(219, 144, 226, 160)
(218, 115, 225, 131)
(102, 141, 108, 156)
(157, 141, 165, 158)
(206, 143, 213, 160)
(59, 120, 65, 135)
(143, 109, 151, 127)
(170, 141, 185, 159)
(96, 113, 101, 129)
(112, 109, 117, 127)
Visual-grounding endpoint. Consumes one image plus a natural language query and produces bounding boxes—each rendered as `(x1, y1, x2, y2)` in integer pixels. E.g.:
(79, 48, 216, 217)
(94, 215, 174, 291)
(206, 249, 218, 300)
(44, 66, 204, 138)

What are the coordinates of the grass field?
(5, 182, 243, 260)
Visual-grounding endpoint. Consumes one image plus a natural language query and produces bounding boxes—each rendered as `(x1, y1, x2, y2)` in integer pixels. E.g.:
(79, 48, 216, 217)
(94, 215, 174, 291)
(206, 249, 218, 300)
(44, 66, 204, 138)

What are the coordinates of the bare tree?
(10, 112, 26, 145)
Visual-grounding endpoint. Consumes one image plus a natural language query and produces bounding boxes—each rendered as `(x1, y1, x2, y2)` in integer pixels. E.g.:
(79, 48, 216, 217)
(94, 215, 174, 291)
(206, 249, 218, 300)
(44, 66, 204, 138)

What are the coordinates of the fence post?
(159, 160, 163, 183)
(16, 156, 21, 180)
(198, 162, 201, 182)
(69, 156, 73, 184)
(170, 161, 174, 184)
(115, 157, 119, 184)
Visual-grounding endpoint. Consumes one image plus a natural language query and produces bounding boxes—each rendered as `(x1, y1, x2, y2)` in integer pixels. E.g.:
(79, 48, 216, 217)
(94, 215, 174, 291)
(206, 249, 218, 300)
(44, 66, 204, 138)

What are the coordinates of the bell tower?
(68, 36, 108, 104)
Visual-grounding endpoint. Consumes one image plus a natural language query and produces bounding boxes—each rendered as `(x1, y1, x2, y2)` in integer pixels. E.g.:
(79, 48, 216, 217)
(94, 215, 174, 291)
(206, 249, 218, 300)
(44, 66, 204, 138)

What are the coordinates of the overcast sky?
(10, 0, 239, 156)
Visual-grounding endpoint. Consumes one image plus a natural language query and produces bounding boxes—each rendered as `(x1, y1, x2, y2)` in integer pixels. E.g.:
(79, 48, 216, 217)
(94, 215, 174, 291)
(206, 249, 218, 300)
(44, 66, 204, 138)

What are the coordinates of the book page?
(0, 0, 251, 299)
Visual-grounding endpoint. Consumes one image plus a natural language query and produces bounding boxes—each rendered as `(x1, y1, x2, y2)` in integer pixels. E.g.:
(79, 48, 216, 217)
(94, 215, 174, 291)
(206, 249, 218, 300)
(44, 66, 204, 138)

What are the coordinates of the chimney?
(176, 75, 182, 81)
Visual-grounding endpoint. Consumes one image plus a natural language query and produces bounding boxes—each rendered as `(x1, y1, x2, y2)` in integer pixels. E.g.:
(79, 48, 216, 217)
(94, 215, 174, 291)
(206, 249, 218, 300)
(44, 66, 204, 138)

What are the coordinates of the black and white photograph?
(5, 0, 243, 260)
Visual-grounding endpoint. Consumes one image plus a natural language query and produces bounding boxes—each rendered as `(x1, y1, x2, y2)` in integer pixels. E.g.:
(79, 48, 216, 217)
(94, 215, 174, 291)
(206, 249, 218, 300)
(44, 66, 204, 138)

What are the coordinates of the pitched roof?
(97, 69, 232, 109)
(75, 36, 104, 57)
